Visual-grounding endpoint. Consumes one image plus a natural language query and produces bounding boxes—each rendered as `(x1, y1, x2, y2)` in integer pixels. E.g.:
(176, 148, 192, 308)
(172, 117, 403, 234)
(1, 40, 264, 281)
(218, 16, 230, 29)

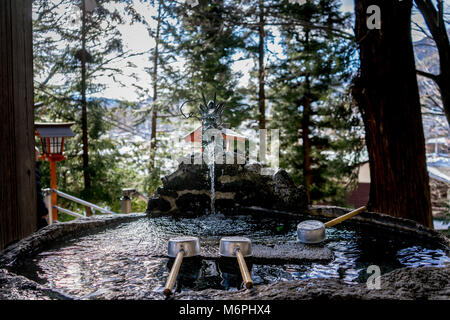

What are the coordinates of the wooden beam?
(0, 0, 36, 250)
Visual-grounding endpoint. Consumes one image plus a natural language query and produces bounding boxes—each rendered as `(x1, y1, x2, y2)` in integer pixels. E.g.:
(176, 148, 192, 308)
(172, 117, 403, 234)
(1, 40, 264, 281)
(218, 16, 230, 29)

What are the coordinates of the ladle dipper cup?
(164, 236, 200, 296)
(297, 206, 367, 244)
(219, 236, 253, 289)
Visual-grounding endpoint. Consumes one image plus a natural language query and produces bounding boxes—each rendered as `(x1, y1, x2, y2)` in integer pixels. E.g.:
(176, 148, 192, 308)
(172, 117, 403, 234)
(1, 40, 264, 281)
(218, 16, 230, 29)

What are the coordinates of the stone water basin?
(1, 208, 449, 300)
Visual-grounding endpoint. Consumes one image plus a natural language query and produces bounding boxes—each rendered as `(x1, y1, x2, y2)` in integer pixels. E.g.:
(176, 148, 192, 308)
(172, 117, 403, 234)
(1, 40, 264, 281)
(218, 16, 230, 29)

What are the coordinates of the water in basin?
(9, 214, 450, 299)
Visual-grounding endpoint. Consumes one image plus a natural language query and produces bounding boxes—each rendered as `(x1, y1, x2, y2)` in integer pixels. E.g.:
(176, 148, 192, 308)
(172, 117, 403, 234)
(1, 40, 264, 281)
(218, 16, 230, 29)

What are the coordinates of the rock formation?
(146, 156, 308, 217)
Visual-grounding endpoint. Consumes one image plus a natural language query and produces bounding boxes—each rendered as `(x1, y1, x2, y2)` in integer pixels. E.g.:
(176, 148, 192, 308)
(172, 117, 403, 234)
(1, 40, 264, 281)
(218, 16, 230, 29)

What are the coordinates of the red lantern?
(35, 123, 75, 221)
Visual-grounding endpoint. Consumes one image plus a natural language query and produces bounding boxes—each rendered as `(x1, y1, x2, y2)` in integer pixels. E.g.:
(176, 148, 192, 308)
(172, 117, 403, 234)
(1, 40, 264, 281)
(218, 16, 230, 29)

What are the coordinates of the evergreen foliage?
(33, 0, 365, 214)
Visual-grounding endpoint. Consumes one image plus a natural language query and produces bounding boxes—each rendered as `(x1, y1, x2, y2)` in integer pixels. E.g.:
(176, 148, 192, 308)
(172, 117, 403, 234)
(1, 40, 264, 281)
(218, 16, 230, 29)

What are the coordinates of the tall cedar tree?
(352, 0, 433, 227)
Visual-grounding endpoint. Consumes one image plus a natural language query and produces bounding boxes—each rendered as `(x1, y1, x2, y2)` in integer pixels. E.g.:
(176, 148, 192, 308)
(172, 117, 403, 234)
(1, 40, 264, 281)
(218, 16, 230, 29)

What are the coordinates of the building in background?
(425, 137, 450, 155)
(347, 162, 370, 209)
(347, 159, 450, 227)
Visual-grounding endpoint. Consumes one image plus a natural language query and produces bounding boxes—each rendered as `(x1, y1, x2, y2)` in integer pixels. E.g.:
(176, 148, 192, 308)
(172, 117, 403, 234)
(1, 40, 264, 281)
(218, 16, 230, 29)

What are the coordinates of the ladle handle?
(235, 249, 253, 289)
(324, 206, 367, 228)
(164, 250, 184, 296)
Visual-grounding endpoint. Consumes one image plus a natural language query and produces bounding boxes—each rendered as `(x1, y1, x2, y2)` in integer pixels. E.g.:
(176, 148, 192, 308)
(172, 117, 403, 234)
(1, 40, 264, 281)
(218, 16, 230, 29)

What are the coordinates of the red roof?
(183, 126, 246, 143)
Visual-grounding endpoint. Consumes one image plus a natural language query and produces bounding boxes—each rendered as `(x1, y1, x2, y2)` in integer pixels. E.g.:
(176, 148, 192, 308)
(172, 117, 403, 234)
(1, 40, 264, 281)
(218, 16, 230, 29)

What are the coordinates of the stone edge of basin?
(0, 268, 80, 300)
(241, 205, 450, 250)
(175, 264, 450, 300)
(0, 213, 146, 269)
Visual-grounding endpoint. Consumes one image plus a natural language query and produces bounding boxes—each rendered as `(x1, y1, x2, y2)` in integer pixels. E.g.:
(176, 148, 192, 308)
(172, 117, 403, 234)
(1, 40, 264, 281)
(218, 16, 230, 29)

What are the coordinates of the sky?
(342, 0, 353, 13)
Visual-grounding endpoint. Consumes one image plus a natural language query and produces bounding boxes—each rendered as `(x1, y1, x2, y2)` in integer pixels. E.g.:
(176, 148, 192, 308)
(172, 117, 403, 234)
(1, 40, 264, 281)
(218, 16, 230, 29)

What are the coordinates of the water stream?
(206, 141, 216, 215)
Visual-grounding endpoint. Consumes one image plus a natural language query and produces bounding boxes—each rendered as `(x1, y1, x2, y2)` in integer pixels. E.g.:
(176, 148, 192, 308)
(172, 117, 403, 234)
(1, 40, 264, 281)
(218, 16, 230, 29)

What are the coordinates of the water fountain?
(0, 94, 449, 300)
(180, 93, 225, 215)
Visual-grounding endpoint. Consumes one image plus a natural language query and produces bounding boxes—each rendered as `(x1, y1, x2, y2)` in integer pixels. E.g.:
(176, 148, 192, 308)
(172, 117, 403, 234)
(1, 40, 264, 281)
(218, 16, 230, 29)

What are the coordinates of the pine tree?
(174, 0, 249, 127)
(270, 0, 364, 205)
(128, 0, 182, 192)
(33, 0, 144, 213)
(232, 0, 283, 130)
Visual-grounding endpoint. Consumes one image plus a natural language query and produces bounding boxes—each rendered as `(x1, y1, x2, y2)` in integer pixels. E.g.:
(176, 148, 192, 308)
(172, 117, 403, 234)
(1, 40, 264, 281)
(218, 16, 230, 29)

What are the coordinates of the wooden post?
(121, 189, 132, 214)
(49, 159, 58, 221)
(0, 0, 36, 250)
(44, 191, 53, 225)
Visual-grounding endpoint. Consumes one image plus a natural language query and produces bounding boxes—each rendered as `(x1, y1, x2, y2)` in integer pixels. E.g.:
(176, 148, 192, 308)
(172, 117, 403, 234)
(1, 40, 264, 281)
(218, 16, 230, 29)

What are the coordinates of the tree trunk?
(81, 0, 91, 197)
(302, 30, 312, 204)
(352, 0, 432, 227)
(0, 0, 37, 249)
(81, 0, 91, 216)
(258, 0, 265, 130)
(415, 0, 450, 126)
(302, 94, 312, 204)
(149, 1, 162, 170)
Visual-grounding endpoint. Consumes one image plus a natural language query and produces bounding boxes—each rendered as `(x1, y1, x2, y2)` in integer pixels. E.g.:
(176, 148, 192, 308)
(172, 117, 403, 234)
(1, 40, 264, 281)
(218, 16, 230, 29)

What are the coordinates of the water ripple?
(10, 215, 450, 299)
